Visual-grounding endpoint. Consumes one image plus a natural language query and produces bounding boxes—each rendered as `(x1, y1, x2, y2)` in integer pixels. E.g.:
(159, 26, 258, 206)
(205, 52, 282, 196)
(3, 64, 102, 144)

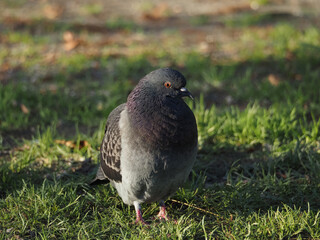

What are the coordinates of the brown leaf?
(13, 235, 23, 240)
(63, 31, 75, 42)
(43, 4, 64, 19)
(1, 62, 11, 72)
(20, 104, 29, 114)
(216, 3, 251, 15)
(79, 140, 90, 149)
(55, 139, 75, 148)
(276, 172, 287, 179)
(286, 51, 295, 61)
(64, 41, 80, 51)
(0, 62, 12, 82)
(44, 53, 56, 64)
(295, 74, 302, 81)
(268, 74, 280, 86)
(55, 140, 90, 150)
(198, 41, 210, 54)
(142, 3, 170, 21)
(13, 144, 31, 152)
(63, 31, 80, 51)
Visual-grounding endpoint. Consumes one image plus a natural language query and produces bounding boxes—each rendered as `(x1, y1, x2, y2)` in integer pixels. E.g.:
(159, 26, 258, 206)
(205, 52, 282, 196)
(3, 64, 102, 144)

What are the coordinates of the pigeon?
(91, 68, 198, 224)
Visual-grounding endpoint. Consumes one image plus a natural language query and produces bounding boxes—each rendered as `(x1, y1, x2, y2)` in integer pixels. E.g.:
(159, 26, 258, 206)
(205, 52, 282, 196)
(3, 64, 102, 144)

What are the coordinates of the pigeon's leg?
(133, 201, 148, 225)
(156, 200, 169, 221)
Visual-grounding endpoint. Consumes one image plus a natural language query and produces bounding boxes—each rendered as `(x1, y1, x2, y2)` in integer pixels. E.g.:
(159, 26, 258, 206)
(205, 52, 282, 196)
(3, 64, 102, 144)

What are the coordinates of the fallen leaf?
(198, 41, 210, 54)
(276, 172, 287, 179)
(1, 62, 11, 72)
(295, 74, 302, 81)
(55, 139, 75, 148)
(286, 51, 295, 61)
(20, 104, 29, 114)
(12, 144, 31, 152)
(79, 140, 90, 149)
(142, 3, 170, 21)
(55, 139, 91, 150)
(63, 31, 80, 51)
(39, 157, 50, 165)
(40, 84, 58, 94)
(64, 41, 80, 51)
(216, 3, 251, 15)
(268, 74, 280, 86)
(0, 62, 12, 82)
(43, 4, 64, 19)
(13, 235, 23, 240)
(63, 31, 75, 42)
(44, 52, 56, 64)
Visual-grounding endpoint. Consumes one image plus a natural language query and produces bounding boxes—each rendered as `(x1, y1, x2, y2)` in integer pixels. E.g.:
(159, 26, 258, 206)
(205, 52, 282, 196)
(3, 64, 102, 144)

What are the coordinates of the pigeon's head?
(139, 68, 194, 100)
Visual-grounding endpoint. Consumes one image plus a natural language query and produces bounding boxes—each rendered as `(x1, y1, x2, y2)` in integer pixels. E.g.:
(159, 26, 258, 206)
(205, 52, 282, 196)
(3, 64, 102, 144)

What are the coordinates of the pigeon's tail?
(90, 178, 110, 185)
(90, 165, 110, 186)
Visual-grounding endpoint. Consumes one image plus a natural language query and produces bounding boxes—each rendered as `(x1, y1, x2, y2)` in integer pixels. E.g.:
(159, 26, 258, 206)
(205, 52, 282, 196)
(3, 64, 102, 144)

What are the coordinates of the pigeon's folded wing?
(91, 104, 125, 185)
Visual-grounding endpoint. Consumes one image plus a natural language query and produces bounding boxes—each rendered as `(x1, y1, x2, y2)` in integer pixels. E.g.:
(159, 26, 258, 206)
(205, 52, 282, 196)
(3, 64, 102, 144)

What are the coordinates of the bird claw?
(134, 218, 149, 225)
(134, 207, 149, 225)
(156, 206, 170, 221)
(153, 205, 177, 223)
(152, 214, 177, 224)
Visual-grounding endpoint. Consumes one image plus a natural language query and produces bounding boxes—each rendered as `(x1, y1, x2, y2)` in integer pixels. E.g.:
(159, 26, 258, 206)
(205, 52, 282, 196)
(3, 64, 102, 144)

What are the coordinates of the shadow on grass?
(0, 155, 97, 198)
(191, 142, 320, 217)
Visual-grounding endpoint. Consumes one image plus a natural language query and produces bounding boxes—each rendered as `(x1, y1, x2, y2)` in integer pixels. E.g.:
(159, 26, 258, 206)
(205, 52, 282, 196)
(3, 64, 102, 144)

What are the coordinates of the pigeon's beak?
(179, 87, 194, 100)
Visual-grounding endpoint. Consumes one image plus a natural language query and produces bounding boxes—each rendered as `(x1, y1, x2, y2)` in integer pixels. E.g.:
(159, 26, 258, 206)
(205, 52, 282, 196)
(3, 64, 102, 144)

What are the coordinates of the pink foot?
(133, 201, 149, 225)
(157, 205, 169, 221)
(153, 201, 178, 223)
(135, 208, 149, 225)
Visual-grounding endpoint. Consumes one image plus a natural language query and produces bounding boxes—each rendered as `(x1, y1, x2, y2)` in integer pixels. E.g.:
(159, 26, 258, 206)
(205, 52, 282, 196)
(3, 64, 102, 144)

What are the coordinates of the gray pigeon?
(91, 68, 198, 224)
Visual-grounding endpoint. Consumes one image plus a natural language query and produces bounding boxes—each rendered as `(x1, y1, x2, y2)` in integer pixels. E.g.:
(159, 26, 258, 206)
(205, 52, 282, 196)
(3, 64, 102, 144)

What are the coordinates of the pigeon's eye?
(164, 81, 172, 88)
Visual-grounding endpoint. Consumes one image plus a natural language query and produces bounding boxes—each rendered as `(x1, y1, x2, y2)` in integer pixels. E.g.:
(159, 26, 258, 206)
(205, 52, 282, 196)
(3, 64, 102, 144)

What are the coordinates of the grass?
(224, 12, 273, 28)
(1, 5, 320, 239)
(82, 4, 103, 16)
(105, 17, 141, 32)
(190, 15, 210, 26)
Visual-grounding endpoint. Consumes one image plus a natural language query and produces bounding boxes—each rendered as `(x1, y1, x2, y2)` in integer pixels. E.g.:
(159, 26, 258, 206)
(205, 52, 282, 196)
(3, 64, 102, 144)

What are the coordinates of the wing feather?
(91, 104, 125, 185)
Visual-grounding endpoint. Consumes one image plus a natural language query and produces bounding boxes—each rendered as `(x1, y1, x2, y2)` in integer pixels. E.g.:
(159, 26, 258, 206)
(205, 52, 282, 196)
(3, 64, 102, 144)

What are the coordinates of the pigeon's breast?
(116, 106, 197, 205)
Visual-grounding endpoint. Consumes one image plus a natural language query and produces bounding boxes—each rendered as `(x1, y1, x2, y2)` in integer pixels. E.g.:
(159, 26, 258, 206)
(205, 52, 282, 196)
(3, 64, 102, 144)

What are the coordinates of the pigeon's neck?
(127, 90, 169, 132)
(127, 89, 197, 150)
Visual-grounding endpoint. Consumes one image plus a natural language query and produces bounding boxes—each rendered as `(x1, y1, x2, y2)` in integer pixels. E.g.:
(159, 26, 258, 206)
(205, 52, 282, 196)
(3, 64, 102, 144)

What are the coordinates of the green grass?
(82, 3, 103, 16)
(105, 17, 142, 32)
(1, 7, 320, 239)
(190, 15, 210, 26)
(224, 12, 273, 28)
